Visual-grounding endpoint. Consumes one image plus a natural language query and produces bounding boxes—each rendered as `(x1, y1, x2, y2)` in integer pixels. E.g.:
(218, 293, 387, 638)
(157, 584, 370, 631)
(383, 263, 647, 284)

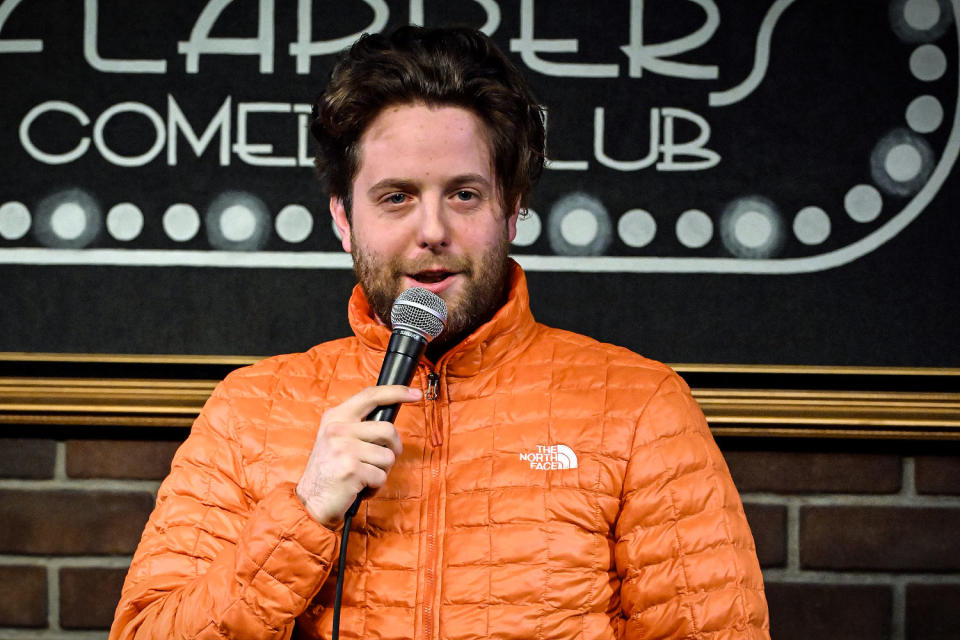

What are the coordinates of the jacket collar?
(348, 259, 539, 378)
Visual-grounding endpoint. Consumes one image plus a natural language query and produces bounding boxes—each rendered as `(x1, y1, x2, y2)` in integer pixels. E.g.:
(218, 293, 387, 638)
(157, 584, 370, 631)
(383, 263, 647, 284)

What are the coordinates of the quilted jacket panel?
(110, 263, 769, 639)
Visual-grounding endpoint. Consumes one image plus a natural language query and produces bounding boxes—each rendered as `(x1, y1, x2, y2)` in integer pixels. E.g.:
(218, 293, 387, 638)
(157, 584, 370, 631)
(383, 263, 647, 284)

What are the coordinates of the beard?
(352, 230, 512, 359)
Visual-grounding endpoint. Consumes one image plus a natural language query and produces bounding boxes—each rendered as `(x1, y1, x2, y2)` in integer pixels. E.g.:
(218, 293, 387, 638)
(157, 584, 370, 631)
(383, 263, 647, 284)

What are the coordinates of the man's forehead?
(355, 103, 496, 180)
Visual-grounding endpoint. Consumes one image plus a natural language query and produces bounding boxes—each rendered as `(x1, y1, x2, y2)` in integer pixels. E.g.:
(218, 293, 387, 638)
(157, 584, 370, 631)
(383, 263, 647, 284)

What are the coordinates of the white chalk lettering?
(658, 107, 720, 170)
(594, 106, 659, 171)
(233, 102, 297, 167)
(410, 0, 500, 33)
(409, 0, 423, 26)
(19, 101, 90, 165)
(510, 0, 619, 78)
(83, 0, 166, 73)
(4, 1, 730, 79)
(167, 95, 231, 166)
(19, 97, 719, 172)
(0, 0, 42, 53)
(592, 106, 719, 172)
(473, 0, 501, 35)
(179, 0, 275, 74)
(289, 0, 388, 74)
(93, 102, 166, 167)
(19, 97, 315, 168)
(294, 103, 314, 167)
(544, 107, 590, 170)
(621, 0, 719, 80)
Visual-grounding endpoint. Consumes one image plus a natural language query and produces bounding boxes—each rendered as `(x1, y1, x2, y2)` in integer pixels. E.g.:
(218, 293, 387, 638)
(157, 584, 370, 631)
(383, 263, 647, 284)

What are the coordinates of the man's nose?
(416, 197, 450, 250)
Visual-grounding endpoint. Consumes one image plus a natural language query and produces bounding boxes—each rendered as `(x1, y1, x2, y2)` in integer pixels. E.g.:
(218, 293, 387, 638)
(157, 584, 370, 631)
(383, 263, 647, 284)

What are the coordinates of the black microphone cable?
(331, 499, 360, 640)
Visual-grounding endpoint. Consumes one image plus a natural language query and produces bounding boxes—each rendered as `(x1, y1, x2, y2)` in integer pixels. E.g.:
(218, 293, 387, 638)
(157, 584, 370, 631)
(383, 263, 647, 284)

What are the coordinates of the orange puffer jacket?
(111, 263, 769, 639)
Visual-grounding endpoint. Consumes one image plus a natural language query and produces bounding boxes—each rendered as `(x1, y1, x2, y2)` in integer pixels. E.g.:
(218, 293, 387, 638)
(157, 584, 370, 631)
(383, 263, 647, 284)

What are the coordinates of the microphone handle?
(345, 330, 426, 518)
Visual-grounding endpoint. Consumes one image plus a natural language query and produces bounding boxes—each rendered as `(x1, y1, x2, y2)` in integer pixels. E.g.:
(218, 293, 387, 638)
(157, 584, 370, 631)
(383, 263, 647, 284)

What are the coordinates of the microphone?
(366, 286, 447, 420)
(346, 287, 447, 516)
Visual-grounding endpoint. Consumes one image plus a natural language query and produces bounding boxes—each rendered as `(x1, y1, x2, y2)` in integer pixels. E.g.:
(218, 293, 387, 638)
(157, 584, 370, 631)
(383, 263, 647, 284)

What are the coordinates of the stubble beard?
(352, 230, 512, 358)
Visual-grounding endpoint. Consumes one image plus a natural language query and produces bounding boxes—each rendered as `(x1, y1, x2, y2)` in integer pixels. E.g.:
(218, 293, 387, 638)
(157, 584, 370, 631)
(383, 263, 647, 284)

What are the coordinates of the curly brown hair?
(310, 25, 545, 216)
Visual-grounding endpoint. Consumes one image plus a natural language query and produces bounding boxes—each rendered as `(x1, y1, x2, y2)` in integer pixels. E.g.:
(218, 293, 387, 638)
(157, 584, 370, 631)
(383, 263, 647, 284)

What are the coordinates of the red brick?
(724, 450, 901, 494)
(800, 506, 960, 571)
(67, 439, 181, 480)
(0, 438, 56, 478)
(765, 583, 891, 640)
(742, 503, 786, 567)
(0, 490, 153, 554)
(60, 567, 127, 629)
(915, 455, 960, 495)
(906, 583, 960, 640)
(0, 565, 47, 627)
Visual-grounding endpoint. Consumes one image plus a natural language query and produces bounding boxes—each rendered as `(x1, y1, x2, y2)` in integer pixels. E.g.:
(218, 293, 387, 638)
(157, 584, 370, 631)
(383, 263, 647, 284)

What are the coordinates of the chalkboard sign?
(1, 0, 958, 366)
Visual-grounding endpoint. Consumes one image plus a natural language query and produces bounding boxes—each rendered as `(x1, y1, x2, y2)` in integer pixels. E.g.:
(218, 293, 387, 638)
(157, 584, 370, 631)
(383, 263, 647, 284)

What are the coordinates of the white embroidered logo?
(519, 444, 579, 470)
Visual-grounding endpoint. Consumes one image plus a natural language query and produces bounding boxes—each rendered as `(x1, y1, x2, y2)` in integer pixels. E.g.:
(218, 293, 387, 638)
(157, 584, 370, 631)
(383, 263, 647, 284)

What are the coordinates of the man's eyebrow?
(447, 173, 493, 189)
(366, 174, 493, 196)
(366, 178, 418, 196)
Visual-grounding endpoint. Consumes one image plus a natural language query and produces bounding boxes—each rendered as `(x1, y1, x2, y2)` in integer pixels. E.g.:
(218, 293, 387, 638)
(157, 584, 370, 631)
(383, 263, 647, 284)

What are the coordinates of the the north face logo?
(519, 444, 579, 470)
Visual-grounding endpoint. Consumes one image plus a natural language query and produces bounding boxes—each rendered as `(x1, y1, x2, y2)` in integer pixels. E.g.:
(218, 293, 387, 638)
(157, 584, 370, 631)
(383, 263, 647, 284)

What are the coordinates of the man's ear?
(330, 196, 352, 253)
(506, 201, 521, 244)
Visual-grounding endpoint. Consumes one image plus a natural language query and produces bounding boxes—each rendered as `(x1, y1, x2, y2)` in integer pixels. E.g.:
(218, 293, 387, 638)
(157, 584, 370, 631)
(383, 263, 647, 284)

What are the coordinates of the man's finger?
(332, 421, 403, 456)
(328, 385, 422, 422)
(354, 439, 398, 471)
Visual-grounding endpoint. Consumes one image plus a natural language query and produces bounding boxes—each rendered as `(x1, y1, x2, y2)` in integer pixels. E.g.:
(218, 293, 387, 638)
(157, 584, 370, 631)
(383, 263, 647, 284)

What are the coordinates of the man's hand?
(296, 385, 421, 529)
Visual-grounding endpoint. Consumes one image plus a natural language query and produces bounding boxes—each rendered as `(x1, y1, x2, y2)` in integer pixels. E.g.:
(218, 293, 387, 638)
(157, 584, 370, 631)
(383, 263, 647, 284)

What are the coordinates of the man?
(111, 26, 769, 639)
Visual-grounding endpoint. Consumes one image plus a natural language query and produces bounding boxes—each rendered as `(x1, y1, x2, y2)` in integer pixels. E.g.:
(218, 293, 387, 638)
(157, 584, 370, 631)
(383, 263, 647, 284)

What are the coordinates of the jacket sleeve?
(615, 372, 770, 639)
(109, 376, 338, 640)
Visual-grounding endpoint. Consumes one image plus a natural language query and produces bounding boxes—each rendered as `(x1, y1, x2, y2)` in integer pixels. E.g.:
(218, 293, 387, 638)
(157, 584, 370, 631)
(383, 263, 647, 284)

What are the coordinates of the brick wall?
(0, 435, 178, 638)
(1, 432, 958, 639)
(727, 443, 960, 640)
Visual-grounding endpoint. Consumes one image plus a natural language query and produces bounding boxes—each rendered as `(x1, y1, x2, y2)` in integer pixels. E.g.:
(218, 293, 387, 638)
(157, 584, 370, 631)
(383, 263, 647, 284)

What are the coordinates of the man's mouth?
(410, 270, 455, 284)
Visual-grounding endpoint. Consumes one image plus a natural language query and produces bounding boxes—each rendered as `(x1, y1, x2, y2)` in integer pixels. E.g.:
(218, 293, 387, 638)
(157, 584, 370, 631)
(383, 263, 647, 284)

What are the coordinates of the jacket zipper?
(425, 372, 441, 446)
(422, 366, 444, 640)
(426, 372, 439, 400)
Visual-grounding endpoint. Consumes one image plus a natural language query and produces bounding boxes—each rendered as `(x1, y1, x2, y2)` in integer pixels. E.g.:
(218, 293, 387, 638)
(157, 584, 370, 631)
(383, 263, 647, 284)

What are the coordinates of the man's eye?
(387, 193, 407, 204)
(455, 191, 475, 201)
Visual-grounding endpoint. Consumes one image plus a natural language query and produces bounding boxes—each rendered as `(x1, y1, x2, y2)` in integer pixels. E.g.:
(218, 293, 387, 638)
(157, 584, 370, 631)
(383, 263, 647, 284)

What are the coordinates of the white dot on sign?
(106, 202, 144, 242)
(906, 95, 944, 133)
(512, 209, 541, 247)
(163, 203, 200, 242)
(560, 208, 599, 246)
(50, 202, 87, 240)
(904, 0, 941, 30)
(885, 143, 924, 182)
(275, 205, 314, 243)
(910, 45, 947, 81)
(219, 204, 257, 242)
(676, 209, 713, 248)
(0, 201, 31, 240)
(793, 207, 831, 245)
(844, 185, 883, 223)
(734, 210, 773, 248)
(618, 209, 656, 248)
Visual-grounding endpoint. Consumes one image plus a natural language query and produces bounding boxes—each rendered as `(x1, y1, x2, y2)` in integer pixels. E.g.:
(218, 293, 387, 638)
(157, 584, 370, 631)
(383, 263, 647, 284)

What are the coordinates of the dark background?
(1, 0, 958, 366)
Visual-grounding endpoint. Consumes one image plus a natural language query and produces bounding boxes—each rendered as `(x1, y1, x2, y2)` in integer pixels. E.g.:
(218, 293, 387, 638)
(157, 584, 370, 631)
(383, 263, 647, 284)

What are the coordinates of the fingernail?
(409, 387, 422, 398)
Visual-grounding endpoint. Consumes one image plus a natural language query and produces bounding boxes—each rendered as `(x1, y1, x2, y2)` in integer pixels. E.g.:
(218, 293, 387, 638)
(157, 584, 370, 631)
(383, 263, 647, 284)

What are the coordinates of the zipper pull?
(425, 372, 440, 400)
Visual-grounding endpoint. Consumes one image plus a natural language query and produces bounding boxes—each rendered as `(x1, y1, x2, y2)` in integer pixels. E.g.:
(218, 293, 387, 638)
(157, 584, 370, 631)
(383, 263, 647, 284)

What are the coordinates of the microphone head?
(391, 287, 447, 341)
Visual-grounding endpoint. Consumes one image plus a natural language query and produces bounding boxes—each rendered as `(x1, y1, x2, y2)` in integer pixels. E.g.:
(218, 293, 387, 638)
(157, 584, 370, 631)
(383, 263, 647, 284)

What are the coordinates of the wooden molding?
(2, 353, 959, 439)
(698, 389, 960, 439)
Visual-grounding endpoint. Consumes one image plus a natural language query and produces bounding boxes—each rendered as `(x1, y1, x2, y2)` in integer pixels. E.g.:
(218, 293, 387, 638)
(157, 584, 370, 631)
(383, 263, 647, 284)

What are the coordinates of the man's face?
(330, 103, 519, 351)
